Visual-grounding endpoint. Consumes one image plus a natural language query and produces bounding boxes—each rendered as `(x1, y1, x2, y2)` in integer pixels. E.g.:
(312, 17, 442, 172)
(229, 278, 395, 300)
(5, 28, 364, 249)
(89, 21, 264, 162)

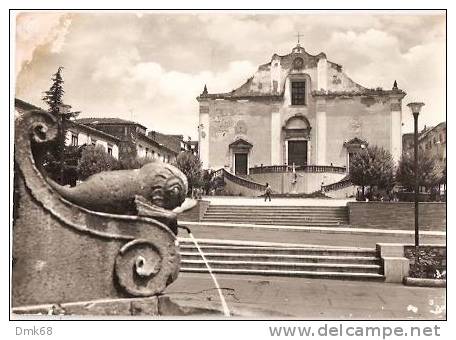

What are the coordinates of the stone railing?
(13, 109, 180, 308)
(217, 168, 267, 192)
(249, 164, 347, 175)
(322, 177, 353, 192)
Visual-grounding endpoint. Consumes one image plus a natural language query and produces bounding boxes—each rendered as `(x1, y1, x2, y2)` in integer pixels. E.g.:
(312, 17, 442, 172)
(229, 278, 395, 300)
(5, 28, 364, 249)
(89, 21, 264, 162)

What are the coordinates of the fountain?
(12, 109, 234, 317)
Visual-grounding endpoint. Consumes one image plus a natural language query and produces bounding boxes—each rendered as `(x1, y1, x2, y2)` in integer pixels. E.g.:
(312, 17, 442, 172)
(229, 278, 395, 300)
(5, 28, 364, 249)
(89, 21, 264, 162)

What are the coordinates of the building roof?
(67, 121, 121, 143)
(75, 117, 147, 130)
(418, 121, 446, 142)
(147, 131, 181, 154)
(136, 132, 178, 155)
(14, 98, 121, 144)
(15, 98, 44, 112)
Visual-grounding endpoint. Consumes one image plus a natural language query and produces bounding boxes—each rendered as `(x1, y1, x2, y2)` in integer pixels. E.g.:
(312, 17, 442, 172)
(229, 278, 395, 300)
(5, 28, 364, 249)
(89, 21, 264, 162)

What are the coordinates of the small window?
(91, 139, 97, 146)
(291, 81, 306, 105)
(71, 134, 78, 146)
(107, 145, 113, 156)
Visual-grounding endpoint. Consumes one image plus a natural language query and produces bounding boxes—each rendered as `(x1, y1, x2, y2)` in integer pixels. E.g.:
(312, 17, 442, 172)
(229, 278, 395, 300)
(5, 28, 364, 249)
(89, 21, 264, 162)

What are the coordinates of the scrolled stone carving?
(115, 239, 180, 296)
(13, 109, 184, 306)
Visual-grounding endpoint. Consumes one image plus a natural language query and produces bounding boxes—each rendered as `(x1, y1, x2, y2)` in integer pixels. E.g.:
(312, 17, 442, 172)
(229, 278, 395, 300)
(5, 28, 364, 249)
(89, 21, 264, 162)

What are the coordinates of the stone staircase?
(201, 205, 349, 227)
(178, 239, 384, 281)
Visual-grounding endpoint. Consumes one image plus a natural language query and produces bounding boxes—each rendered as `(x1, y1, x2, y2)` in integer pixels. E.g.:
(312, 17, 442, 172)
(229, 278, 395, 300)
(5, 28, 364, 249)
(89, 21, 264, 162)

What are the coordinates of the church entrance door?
(288, 140, 307, 166)
(234, 153, 248, 176)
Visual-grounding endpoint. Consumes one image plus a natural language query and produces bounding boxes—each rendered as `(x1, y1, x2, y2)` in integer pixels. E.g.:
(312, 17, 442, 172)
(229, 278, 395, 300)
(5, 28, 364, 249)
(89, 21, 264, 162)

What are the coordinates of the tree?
(77, 145, 119, 180)
(42, 67, 65, 116)
(117, 156, 154, 170)
(173, 152, 203, 194)
(41, 67, 79, 184)
(396, 151, 442, 191)
(349, 146, 395, 196)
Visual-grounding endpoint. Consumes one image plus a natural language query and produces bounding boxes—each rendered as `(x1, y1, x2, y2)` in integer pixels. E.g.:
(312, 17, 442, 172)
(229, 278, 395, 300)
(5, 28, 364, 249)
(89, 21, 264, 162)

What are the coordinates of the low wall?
(348, 202, 446, 231)
(250, 171, 346, 194)
(223, 176, 263, 197)
(178, 200, 210, 222)
(325, 185, 357, 199)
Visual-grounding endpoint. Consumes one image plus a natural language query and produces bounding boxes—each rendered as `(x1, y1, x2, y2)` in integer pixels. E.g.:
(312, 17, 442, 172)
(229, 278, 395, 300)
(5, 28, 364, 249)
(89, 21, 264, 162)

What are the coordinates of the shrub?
(77, 145, 118, 180)
(173, 152, 203, 194)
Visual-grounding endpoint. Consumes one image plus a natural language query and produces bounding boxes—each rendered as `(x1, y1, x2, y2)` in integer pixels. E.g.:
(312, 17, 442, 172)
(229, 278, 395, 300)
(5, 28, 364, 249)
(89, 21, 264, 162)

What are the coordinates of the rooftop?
(75, 117, 147, 130)
(148, 131, 182, 154)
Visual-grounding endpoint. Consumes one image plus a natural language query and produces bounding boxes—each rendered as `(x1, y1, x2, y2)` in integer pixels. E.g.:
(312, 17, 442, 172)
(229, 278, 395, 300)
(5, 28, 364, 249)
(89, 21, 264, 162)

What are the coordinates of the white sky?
(14, 11, 446, 139)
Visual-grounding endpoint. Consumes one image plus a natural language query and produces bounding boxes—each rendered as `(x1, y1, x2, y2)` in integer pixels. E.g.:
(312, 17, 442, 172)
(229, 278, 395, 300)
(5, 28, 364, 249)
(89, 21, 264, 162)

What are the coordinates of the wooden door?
(234, 153, 248, 175)
(288, 140, 307, 166)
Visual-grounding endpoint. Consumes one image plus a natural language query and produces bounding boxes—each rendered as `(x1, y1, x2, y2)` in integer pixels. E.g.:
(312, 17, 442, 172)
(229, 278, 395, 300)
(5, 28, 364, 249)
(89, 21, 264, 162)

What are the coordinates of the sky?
(14, 11, 446, 139)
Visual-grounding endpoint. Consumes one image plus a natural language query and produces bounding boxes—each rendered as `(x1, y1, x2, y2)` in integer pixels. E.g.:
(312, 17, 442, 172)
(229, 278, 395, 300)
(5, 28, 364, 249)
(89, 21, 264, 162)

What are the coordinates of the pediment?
(344, 137, 368, 146)
(229, 138, 253, 150)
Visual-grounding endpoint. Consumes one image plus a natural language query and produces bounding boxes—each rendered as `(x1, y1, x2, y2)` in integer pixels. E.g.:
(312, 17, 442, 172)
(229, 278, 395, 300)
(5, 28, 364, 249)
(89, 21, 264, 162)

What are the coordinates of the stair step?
(178, 245, 377, 257)
(181, 259, 380, 273)
(204, 213, 348, 217)
(207, 206, 348, 213)
(207, 205, 348, 209)
(180, 267, 384, 281)
(180, 252, 380, 264)
(202, 217, 348, 222)
(201, 220, 347, 226)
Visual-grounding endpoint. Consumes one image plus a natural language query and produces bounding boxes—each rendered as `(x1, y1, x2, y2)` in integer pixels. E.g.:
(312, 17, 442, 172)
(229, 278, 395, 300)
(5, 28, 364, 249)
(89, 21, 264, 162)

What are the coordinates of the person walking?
(264, 182, 272, 202)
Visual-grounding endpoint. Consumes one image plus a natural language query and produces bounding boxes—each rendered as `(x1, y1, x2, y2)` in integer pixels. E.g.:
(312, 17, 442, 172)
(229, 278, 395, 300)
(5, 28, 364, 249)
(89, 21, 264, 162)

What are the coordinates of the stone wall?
(178, 200, 210, 222)
(325, 96, 393, 167)
(250, 171, 345, 194)
(325, 185, 357, 199)
(223, 175, 264, 197)
(348, 202, 446, 231)
(207, 99, 273, 170)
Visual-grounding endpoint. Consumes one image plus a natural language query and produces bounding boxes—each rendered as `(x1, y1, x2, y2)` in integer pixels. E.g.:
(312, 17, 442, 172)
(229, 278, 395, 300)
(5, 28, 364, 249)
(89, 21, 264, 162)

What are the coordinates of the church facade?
(197, 44, 406, 176)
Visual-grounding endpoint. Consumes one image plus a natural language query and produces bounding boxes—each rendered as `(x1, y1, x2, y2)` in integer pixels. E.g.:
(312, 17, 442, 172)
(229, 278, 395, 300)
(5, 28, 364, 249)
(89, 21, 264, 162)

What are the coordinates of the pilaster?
(316, 98, 327, 165)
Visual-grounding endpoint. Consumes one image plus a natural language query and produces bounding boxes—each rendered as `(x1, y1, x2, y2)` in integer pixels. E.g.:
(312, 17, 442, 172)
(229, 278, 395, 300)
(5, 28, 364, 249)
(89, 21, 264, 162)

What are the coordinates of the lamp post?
(407, 102, 425, 247)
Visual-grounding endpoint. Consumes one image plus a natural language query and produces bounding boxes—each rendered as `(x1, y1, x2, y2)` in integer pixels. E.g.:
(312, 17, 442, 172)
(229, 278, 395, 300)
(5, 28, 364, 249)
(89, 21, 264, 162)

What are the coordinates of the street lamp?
(407, 102, 425, 247)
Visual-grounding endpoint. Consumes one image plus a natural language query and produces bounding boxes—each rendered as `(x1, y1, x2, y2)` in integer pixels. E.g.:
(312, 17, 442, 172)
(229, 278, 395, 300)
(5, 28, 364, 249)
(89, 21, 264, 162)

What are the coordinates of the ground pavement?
(167, 273, 446, 319)
(205, 197, 355, 206)
(179, 223, 444, 248)
(180, 196, 445, 248)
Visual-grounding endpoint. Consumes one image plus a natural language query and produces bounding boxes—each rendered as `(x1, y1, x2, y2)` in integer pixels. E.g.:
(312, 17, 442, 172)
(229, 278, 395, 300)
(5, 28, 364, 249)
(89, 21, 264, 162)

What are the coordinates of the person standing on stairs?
(264, 183, 272, 202)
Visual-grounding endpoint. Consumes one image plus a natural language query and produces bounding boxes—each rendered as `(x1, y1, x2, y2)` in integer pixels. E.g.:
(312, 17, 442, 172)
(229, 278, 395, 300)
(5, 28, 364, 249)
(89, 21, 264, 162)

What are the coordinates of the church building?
(197, 43, 406, 180)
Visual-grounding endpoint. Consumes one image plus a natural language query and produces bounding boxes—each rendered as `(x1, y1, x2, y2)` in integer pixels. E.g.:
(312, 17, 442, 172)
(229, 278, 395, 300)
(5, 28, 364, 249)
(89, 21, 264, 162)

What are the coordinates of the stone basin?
(12, 295, 288, 318)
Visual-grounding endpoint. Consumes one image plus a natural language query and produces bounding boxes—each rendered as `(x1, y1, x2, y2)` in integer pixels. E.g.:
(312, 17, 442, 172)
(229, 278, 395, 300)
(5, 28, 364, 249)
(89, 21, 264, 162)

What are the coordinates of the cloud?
(15, 12, 445, 138)
(85, 54, 257, 137)
(325, 27, 445, 132)
(15, 12, 72, 77)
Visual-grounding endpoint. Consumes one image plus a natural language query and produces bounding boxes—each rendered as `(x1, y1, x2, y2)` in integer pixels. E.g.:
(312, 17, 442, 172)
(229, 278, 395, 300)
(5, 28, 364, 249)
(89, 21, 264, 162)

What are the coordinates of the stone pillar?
(316, 98, 327, 165)
(376, 243, 410, 283)
(199, 103, 210, 169)
(391, 101, 402, 164)
(317, 56, 328, 91)
(271, 111, 281, 165)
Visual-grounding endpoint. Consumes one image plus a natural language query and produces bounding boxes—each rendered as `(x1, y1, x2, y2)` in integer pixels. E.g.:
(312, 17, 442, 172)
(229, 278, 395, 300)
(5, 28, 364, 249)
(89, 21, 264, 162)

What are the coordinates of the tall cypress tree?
(42, 67, 65, 116)
(41, 67, 79, 184)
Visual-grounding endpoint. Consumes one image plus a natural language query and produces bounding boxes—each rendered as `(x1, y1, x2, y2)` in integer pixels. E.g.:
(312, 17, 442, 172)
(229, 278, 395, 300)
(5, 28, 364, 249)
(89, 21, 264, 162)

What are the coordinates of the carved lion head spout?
(139, 162, 188, 210)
